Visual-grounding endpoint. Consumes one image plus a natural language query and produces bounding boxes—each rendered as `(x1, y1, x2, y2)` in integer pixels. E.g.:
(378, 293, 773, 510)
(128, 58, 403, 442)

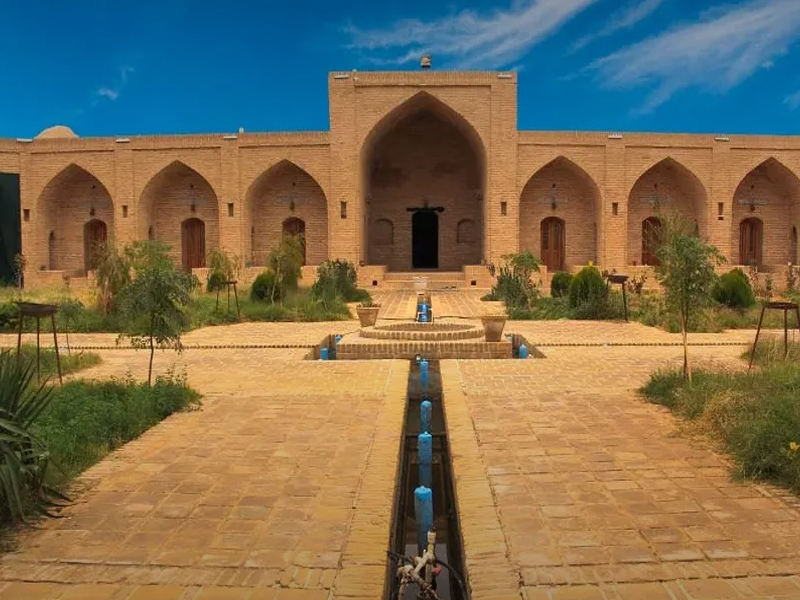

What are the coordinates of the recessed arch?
(36, 163, 114, 274)
(520, 156, 600, 269)
(732, 158, 800, 267)
(627, 157, 707, 266)
(140, 161, 219, 268)
(361, 92, 486, 270)
(245, 160, 328, 267)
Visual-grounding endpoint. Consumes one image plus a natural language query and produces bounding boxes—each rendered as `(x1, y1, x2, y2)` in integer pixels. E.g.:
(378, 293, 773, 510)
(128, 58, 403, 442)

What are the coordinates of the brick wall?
(5, 72, 800, 290)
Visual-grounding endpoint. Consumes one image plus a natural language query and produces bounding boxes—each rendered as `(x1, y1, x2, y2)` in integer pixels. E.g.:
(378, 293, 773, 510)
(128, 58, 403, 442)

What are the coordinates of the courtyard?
(0, 291, 799, 600)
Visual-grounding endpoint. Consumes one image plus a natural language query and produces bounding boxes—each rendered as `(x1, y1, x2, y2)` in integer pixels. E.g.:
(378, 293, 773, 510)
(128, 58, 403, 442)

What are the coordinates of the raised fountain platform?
(336, 320, 513, 360)
(360, 322, 485, 341)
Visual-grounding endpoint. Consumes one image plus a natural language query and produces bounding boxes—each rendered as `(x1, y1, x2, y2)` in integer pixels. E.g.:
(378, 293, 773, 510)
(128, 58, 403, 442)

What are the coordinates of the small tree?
(266, 235, 304, 304)
(117, 242, 196, 385)
(206, 248, 241, 293)
(94, 244, 133, 315)
(654, 214, 724, 380)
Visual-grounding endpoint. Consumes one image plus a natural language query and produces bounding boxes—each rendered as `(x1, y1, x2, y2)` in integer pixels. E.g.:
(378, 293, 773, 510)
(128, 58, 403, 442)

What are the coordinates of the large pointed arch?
(732, 157, 800, 267)
(361, 92, 487, 270)
(244, 160, 328, 266)
(139, 160, 219, 269)
(36, 163, 114, 274)
(519, 156, 601, 271)
(627, 157, 707, 265)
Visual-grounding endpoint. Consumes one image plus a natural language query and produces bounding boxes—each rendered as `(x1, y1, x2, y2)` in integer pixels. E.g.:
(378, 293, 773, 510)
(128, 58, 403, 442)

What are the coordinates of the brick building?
(1, 70, 799, 290)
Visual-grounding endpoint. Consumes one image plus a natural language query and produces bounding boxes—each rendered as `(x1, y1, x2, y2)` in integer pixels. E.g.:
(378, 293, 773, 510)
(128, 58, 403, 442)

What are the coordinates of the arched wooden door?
(642, 217, 663, 266)
(181, 218, 206, 272)
(83, 219, 107, 272)
(282, 217, 306, 265)
(739, 218, 763, 267)
(540, 217, 565, 272)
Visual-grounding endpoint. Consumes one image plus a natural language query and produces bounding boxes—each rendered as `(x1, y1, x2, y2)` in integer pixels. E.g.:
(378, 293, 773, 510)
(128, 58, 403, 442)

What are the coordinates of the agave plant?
(0, 350, 67, 523)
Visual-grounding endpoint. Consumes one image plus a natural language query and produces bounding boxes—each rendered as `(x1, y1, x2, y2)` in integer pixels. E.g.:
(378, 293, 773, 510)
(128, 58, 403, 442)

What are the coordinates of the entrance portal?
(412, 210, 438, 269)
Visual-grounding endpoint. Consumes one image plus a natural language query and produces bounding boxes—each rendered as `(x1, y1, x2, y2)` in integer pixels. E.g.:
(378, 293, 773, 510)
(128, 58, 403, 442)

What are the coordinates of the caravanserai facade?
(1, 70, 800, 289)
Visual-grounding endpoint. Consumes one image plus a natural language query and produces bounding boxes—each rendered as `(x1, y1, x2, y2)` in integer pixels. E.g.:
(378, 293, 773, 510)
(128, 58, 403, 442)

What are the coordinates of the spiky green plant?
(0, 350, 67, 523)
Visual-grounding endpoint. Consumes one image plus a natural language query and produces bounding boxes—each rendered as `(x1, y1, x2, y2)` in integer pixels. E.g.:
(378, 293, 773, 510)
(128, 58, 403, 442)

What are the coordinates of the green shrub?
(550, 272, 573, 298)
(490, 252, 541, 310)
(268, 236, 303, 296)
(250, 271, 281, 303)
(311, 259, 368, 304)
(713, 268, 755, 309)
(33, 370, 200, 483)
(207, 270, 227, 293)
(568, 266, 607, 309)
(0, 302, 18, 331)
(571, 290, 625, 321)
(0, 350, 63, 523)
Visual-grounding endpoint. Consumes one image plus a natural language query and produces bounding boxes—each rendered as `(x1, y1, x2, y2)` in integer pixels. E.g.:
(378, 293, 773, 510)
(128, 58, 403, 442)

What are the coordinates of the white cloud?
(95, 66, 135, 102)
(345, 0, 602, 69)
(786, 90, 800, 110)
(573, 0, 667, 51)
(97, 87, 119, 101)
(589, 0, 800, 113)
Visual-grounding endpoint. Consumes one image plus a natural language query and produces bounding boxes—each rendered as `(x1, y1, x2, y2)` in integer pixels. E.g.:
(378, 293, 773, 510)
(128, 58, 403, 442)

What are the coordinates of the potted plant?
(356, 297, 381, 327)
(481, 312, 507, 342)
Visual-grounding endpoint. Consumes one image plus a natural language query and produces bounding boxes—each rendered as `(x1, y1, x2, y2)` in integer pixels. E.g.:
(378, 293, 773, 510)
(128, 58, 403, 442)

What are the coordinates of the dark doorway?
(412, 210, 438, 269)
(541, 217, 565, 272)
(282, 217, 306, 265)
(739, 218, 763, 267)
(181, 218, 206, 272)
(83, 219, 108, 272)
(642, 217, 663, 266)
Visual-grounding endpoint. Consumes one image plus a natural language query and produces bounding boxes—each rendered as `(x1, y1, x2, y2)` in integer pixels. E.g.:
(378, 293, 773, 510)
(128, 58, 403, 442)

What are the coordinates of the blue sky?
(2, 0, 800, 138)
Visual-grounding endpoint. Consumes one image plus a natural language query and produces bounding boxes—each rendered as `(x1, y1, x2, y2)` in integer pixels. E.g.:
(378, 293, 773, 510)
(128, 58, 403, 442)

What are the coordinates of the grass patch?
(16, 345, 101, 378)
(640, 363, 800, 492)
(0, 287, 354, 335)
(33, 371, 201, 484)
(742, 336, 800, 366)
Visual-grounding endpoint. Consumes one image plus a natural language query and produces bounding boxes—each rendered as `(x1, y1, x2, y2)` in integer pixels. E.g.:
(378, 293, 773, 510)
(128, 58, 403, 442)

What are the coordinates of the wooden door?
(83, 219, 107, 272)
(282, 217, 306, 265)
(181, 218, 206, 272)
(641, 217, 663, 266)
(739, 218, 763, 267)
(540, 217, 565, 272)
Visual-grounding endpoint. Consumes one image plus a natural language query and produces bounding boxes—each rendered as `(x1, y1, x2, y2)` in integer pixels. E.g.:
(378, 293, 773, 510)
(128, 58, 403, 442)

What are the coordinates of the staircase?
(380, 271, 465, 290)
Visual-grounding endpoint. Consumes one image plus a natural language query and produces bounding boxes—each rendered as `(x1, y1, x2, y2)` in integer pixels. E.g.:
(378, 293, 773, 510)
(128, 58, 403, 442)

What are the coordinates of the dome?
(35, 125, 78, 140)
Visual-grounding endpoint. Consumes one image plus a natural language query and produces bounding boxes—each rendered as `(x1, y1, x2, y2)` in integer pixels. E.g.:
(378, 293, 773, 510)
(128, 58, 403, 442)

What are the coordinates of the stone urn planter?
(481, 315, 507, 342)
(357, 305, 381, 327)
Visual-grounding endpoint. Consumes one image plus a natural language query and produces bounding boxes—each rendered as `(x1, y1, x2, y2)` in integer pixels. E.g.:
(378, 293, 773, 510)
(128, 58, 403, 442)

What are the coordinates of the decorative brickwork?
(1, 70, 799, 289)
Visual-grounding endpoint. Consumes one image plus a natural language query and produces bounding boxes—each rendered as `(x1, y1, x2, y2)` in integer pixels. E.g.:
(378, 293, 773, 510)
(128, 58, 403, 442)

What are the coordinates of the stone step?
(379, 280, 464, 290)
(382, 271, 464, 280)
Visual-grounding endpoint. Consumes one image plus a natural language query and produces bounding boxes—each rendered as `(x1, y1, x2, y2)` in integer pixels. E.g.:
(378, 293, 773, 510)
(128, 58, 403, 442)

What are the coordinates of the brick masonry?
(2, 71, 800, 289)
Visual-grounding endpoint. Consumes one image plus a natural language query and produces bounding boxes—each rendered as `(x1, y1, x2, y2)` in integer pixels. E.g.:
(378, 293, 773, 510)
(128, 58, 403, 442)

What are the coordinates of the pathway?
(1, 313, 800, 599)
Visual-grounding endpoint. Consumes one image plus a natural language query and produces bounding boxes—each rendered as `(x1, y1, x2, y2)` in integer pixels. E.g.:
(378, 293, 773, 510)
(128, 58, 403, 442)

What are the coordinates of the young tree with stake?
(118, 242, 197, 385)
(654, 214, 724, 380)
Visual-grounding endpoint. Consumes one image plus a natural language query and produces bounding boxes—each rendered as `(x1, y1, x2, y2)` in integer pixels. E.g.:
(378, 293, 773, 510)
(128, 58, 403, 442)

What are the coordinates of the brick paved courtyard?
(1, 295, 800, 599)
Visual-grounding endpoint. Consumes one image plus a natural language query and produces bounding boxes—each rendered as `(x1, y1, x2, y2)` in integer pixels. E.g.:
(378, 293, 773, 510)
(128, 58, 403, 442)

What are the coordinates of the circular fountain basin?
(360, 322, 484, 341)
